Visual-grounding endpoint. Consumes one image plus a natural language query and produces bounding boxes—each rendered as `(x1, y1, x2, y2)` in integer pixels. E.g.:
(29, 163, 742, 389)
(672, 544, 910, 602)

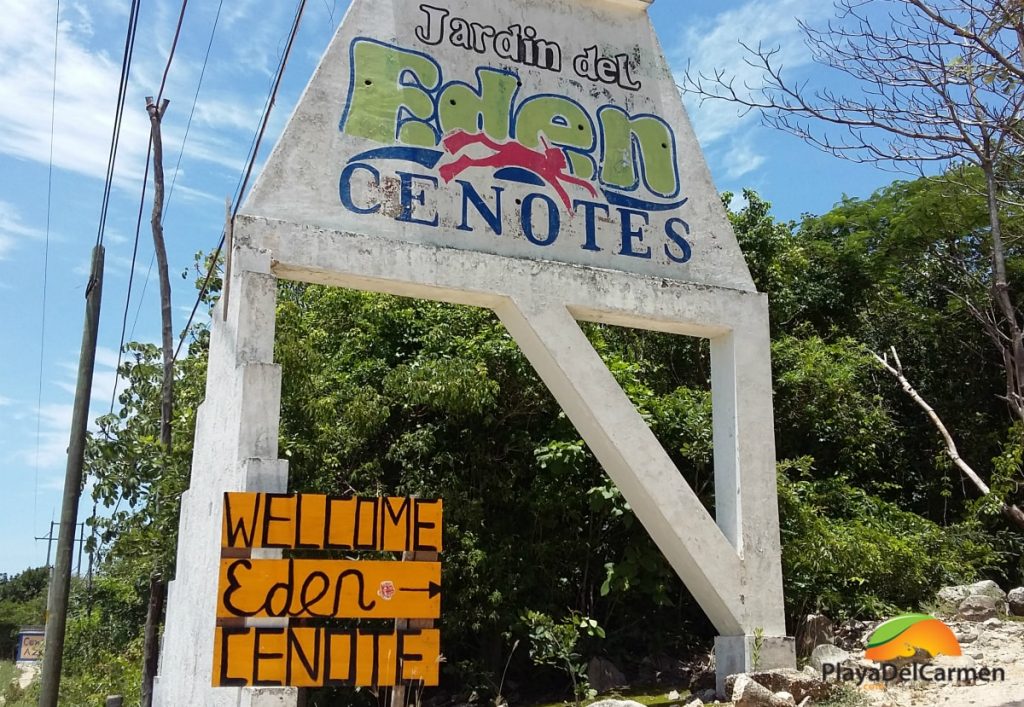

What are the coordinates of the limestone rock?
(682, 698, 703, 707)
(809, 643, 850, 673)
(968, 580, 1008, 601)
(774, 691, 796, 706)
(954, 625, 980, 643)
(937, 584, 973, 607)
(796, 614, 834, 659)
(833, 619, 868, 651)
(588, 657, 627, 694)
(933, 654, 977, 669)
(589, 701, 645, 707)
(938, 580, 1008, 614)
(725, 669, 834, 704)
(958, 594, 1004, 621)
(1009, 587, 1024, 616)
(695, 688, 717, 703)
(731, 674, 793, 707)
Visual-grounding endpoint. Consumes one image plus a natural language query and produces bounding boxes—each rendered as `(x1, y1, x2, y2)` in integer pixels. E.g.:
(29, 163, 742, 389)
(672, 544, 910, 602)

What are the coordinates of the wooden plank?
(221, 493, 443, 553)
(216, 558, 441, 620)
(390, 550, 439, 707)
(212, 626, 440, 687)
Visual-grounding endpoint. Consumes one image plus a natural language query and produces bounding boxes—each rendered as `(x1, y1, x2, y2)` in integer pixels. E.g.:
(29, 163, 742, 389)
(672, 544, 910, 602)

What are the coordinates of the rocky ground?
(588, 581, 1024, 707)
(833, 615, 1024, 707)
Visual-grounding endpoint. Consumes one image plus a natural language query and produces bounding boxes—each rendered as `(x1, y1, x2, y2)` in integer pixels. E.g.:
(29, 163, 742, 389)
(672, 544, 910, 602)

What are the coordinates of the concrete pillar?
(153, 245, 297, 707)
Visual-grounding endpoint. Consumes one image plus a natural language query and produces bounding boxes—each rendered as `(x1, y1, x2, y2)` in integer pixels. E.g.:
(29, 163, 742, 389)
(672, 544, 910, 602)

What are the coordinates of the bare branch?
(873, 346, 992, 495)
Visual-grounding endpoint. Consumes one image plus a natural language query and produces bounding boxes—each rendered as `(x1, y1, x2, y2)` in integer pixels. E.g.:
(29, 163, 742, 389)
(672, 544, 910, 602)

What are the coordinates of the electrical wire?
(94, 0, 141, 250)
(164, 0, 224, 227)
(108, 144, 151, 414)
(109, 0, 193, 413)
(34, 0, 61, 532)
(174, 0, 309, 362)
(156, 0, 189, 106)
(128, 0, 226, 346)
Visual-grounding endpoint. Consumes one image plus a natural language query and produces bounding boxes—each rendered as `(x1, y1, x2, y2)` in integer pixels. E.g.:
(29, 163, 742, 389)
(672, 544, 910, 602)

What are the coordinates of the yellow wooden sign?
(213, 626, 440, 687)
(214, 494, 444, 689)
(221, 493, 443, 552)
(217, 558, 441, 619)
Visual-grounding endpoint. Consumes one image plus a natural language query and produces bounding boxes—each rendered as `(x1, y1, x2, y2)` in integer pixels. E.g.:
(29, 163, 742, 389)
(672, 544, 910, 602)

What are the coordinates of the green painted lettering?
(438, 69, 518, 140)
(598, 107, 678, 197)
(344, 41, 440, 147)
(514, 96, 595, 180)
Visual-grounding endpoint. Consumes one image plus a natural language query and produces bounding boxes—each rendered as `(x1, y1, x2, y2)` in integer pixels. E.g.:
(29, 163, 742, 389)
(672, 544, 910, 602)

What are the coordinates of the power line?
(35, 0, 61, 531)
(164, 0, 224, 227)
(94, 0, 142, 250)
(174, 0, 309, 362)
(109, 0, 193, 413)
(156, 0, 189, 106)
(129, 0, 225, 346)
(109, 143, 151, 414)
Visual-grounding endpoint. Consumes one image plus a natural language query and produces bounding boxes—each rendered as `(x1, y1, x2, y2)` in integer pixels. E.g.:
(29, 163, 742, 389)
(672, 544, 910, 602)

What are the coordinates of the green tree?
(686, 0, 1024, 528)
(0, 567, 47, 659)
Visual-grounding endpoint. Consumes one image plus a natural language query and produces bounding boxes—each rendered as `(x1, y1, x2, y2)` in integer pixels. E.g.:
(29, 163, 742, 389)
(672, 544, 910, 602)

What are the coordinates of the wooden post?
(38, 245, 105, 707)
(390, 550, 439, 707)
(140, 574, 165, 707)
(222, 197, 234, 321)
(145, 96, 173, 451)
(142, 95, 171, 707)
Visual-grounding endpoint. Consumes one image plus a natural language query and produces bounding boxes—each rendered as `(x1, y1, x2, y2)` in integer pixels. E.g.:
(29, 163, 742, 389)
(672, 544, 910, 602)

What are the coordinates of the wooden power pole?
(140, 95, 171, 707)
(38, 245, 104, 707)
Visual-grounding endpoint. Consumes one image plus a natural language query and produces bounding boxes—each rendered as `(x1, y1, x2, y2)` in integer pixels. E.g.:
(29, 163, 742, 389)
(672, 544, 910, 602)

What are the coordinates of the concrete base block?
(715, 634, 796, 698)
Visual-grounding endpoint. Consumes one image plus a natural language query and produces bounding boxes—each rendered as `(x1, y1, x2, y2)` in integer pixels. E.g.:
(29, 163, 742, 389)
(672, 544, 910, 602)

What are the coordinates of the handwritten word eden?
(217, 558, 441, 619)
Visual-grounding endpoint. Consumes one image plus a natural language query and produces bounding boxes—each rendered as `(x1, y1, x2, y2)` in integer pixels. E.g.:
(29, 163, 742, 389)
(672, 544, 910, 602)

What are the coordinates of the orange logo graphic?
(864, 614, 961, 661)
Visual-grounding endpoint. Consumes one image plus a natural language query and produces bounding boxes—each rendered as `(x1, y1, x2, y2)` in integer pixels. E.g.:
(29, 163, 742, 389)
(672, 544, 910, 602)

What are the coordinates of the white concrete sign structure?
(154, 0, 794, 703)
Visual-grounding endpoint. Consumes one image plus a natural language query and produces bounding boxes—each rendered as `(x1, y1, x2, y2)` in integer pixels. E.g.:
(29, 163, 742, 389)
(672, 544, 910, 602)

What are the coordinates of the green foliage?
(67, 171, 1024, 702)
(57, 609, 143, 706)
(0, 568, 47, 660)
(522, 610, 603, 704)
(778, 459, 999, 619)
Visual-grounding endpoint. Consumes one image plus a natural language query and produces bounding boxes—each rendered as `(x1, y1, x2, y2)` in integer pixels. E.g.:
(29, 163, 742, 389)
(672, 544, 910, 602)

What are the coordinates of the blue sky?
(0, 0, 893, 576)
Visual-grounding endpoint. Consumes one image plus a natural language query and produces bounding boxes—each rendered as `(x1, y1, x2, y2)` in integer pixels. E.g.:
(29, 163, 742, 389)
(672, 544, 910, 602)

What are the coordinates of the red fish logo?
(439, 129, 597, 212)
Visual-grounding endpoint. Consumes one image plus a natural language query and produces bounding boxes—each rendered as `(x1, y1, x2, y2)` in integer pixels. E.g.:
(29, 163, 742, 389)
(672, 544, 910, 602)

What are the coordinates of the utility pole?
(36, 521, 57, 567)
(140, 95, 171, 707)
(39, 244, 104, 707)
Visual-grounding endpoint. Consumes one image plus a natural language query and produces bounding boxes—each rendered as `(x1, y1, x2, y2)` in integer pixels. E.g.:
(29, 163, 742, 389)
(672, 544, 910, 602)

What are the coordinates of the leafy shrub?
(779, 458, 999, 621)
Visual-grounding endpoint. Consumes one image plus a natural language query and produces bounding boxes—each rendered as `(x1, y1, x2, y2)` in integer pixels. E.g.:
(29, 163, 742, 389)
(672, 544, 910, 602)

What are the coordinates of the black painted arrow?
(398, 581, 442, 599)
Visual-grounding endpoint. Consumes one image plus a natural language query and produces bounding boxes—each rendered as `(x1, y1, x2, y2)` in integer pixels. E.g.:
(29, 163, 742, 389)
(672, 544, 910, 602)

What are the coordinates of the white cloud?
(0, 0, 277, 195)
(0, 0, 152, 186)
(672, 0, 830, 172)
(16, 345, 130, 472)
(0, 201, 43, 259)
(0, 395, 13, 406)
(24, 401, 74, 470)
(720, 135, 768, 181)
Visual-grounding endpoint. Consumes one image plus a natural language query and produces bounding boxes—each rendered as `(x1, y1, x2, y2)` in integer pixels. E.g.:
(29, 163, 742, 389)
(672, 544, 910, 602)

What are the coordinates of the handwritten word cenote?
(214, 626, 440, 687)
(221, 493, 443, 552)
